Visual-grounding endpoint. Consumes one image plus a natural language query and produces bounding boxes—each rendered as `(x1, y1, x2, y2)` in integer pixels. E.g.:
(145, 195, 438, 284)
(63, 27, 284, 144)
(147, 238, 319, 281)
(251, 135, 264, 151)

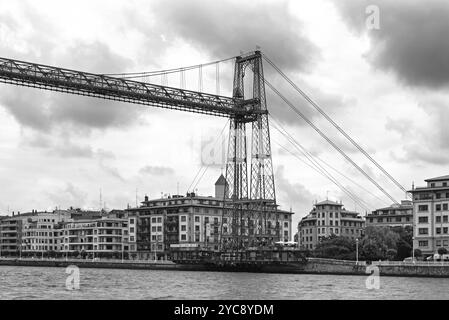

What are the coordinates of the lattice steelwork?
(0, 57, 258, 119)
(0, 52, 279, 253)
(221, 51, 279, 251)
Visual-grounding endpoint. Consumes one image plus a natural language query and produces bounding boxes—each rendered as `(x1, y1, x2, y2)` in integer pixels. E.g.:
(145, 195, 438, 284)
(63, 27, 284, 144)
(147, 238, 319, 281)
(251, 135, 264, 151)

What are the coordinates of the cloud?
(46, 183, 88, 208)
(139, 0, 319, 73)
(139, 165, 175, 176)
(333, 0, 449, 89)
(0, 8, 140, 133)
(275, 165, 316, 219)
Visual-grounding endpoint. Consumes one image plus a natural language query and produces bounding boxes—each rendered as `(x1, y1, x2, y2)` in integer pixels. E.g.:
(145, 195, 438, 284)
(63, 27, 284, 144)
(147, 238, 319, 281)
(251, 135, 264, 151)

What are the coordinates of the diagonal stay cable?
(270, 115, 387, 207)
(263, 53, 408, 197)
(264, 78, 399, 204)
(271, 120, 372, 211)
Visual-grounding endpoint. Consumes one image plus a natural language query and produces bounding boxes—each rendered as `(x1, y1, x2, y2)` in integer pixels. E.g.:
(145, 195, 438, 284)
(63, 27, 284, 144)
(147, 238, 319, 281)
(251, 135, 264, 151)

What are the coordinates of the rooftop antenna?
(100, 188, 102, 211)
(136, 188, 138, 207)
(326, 190, 329, 201)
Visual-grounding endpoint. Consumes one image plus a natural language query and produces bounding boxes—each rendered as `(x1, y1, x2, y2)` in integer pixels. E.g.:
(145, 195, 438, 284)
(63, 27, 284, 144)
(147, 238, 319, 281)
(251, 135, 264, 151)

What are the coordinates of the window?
(419, 217, 429, 223)
(181, 216, 187, 222)
(330, 212, 333, 218)
(130, 219, 135, 224)
(130, 227, 135, 233)
(181, 234, 186, 241)
(444, 216, 448, 223)
(130, 236, 135, 242)
(436, 204, 442, 211)
(157, 217, 162, 223)
(322, 228, 325, 234)
(181, 225, 186, 231)
(396, 217, 401, 222)
(436, 228, 441, 234)
(444, 204, 448, 211)
(157, 226, 162, 232)
(436, 216, 441, 223)
(284, 222, 288, 228)
(223, 218, 227, 224)
(437, 193, 442, 199)
(151, 217, 156, 223)
(418, 228, 429, 235)
(419, 241, 428, 247)
(444, 227, 448, 234)
(335, 229, 339, 234)
(418, 205, 429, 212)
(151, 226, 156, 232)
(195, 226, 200, 232)
(335, 213, 339, 218)
(205, 217, 209, 223)
(195, 216, 200, 223)
(195, 235, 200, 242)
(335, 221, 339, 226)
(214, 217, 219, 224)
(431, 183, 436, 187)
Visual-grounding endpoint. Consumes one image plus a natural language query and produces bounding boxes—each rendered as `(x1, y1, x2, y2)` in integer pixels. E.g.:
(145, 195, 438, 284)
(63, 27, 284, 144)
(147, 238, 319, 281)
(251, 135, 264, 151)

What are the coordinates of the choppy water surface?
(0, 266, 448, 300)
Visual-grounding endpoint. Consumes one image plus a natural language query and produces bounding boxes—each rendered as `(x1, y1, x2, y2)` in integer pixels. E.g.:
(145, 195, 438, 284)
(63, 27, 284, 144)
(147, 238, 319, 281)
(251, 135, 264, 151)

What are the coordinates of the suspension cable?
(270, 118, 373, 212)
(265, 78, 399, 204)
(102, 56, 237, 79)
(187, 119, 229, 193)
(263, 53, 408, 197)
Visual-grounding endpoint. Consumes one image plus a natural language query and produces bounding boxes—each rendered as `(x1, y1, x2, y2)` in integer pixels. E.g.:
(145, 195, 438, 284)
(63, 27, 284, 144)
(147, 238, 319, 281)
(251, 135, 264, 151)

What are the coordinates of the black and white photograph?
(0, 0, 449, 309)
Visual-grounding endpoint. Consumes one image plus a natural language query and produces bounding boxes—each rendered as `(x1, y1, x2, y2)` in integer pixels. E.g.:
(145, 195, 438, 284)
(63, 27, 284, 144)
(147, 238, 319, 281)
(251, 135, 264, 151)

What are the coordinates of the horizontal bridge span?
(0, 57, 255, 118)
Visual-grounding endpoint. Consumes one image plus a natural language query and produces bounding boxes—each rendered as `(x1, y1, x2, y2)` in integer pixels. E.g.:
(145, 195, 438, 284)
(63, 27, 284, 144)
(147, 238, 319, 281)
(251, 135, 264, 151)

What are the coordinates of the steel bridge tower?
(221, 51, 279, 252)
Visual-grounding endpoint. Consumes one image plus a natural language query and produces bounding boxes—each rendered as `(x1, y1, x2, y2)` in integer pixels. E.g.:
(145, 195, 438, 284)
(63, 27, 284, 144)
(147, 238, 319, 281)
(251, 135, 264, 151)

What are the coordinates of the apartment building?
(128, 174, 294, 259)
(366, 200, 413, 228)
(0, 212, 34, 256)
(410, 175, 449, 256)
(61, 217, 137, 257)
(298, 200, 365, 250)
(21, 211, 72, 256)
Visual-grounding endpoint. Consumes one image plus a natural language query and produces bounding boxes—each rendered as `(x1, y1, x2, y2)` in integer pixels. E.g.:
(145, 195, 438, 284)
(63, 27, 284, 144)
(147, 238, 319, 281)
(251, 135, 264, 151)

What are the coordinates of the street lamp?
(356, 238, 359, 265)
(412, 236, 415, 262)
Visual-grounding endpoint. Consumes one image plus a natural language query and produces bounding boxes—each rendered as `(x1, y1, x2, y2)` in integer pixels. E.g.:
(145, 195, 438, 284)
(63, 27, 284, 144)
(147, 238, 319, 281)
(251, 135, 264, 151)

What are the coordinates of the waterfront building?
(410, 175, 449, 256)
(61, 217, 136, 258)
(298, 200, 365, 250)
(366, 200, 413, 228)
(21, 211, 72, 256)
(127, 174, 294, 259)
(0, 212, 35, 256)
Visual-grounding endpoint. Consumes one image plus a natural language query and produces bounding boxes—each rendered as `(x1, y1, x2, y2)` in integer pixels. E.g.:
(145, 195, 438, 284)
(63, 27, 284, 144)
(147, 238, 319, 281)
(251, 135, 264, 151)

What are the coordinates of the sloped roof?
(215, 174, 227, 185)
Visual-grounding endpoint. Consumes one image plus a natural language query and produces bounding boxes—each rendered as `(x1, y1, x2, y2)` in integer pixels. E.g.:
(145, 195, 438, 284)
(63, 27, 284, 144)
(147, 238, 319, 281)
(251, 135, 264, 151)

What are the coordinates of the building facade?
(298, 200, 365, 250)
(366, 200, 413, 228)
(21, 211, 72, 256)
(128, 175, 294, 259)
(61, 216, 137, 258)
(411, 175, 449, 256)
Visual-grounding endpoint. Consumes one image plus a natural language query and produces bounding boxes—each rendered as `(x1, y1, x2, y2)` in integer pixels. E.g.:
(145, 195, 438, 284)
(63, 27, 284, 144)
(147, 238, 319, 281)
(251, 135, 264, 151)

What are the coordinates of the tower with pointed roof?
(215, 174, 228, 199)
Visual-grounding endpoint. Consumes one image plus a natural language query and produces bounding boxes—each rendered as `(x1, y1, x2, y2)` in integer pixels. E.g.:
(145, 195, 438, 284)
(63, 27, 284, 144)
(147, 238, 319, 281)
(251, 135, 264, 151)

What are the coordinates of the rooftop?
(425, 175, 449, 182)
(315, 200, 343, 207)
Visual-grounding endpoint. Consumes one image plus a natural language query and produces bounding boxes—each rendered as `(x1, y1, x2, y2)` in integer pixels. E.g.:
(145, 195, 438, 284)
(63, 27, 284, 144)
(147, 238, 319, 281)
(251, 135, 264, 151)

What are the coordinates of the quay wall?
(3, 258, 449, 277)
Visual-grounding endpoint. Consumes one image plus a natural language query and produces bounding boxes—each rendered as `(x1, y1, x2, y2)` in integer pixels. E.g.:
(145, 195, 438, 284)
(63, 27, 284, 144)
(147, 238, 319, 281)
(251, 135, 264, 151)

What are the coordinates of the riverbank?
(3, 257, 449, 277)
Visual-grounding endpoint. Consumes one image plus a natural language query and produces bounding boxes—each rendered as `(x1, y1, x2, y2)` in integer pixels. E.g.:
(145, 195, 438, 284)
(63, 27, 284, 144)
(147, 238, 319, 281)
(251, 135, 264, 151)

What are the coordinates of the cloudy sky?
(0, 0, 448, 230)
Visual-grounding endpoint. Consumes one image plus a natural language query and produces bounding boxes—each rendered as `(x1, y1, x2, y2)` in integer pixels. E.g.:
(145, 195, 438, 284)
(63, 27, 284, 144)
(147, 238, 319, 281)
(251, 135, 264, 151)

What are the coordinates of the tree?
(314, 235, 356, 260)
(360, 226, 400, 260)
(438, 247, 448, 255)
(386, 248, 397, 261)
(414, 249, 422, 258)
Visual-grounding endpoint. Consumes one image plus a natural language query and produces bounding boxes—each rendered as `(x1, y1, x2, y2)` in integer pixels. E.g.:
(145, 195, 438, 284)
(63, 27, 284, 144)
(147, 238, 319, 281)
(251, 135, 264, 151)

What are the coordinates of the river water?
(0, 266, 448, 300)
